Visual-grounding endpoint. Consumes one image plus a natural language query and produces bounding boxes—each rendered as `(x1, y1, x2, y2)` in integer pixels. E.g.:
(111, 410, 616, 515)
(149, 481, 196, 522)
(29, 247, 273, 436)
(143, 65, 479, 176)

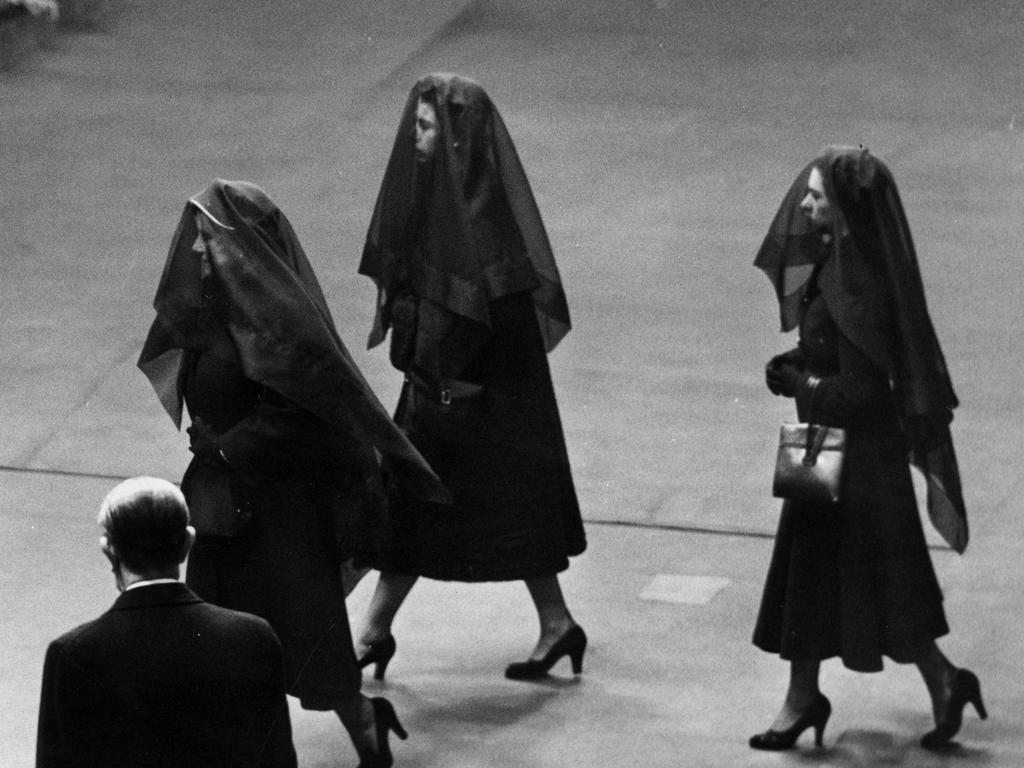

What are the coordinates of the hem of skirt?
(753, 642, 884, 673)
(372, 559, 573, 582)
(753, 628, 951, 674)
(294, 693, 356, 712)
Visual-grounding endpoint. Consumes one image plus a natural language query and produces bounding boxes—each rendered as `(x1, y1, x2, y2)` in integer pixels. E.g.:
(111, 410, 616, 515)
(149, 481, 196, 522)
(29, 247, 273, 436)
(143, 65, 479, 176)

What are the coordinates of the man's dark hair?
(97, 477, 190, 572)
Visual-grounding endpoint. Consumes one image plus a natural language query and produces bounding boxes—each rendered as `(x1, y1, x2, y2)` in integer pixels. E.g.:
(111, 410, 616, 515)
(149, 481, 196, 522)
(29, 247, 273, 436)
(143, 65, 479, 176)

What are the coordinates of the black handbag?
(772, 378, 846, 504)
(401, 369, 487, 441)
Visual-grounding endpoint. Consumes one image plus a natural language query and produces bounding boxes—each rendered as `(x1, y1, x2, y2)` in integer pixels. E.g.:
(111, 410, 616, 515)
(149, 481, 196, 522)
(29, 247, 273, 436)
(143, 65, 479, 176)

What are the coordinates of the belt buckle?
(441, 388, 452, 405)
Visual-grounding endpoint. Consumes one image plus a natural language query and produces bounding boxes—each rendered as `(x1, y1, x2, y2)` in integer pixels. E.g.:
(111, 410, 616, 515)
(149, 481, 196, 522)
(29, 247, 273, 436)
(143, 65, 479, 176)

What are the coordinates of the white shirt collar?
(125, 578, 180, 592)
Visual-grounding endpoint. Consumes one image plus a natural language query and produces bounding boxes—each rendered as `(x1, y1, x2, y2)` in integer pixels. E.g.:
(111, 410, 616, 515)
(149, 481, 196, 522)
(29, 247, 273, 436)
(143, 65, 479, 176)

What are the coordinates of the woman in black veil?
(750, 148, 985, 751)
(353, 73, 587, 680)
(139, 180, 448, 767)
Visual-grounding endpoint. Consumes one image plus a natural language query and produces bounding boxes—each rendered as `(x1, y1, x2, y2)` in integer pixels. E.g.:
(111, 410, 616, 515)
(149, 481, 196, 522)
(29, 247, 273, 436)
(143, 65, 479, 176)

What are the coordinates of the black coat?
(361, 291, 585, 582)
(36, 582, 296, 768)
(356, 74, 582, 582)
(753, 293, 948, 672)
(182, 352, 363, 710)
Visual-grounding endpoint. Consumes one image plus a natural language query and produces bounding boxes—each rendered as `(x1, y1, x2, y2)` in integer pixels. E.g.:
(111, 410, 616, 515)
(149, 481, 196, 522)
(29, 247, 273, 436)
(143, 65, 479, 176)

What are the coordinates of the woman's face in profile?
(192, 227, 213, 282)
(800, 166, 833, 230)
(414, 98, 439, 163)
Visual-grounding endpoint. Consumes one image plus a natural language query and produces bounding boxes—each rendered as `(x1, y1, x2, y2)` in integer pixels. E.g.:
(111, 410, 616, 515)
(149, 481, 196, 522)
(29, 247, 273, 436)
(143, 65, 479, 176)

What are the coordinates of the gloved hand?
(186, 417, 224, 464)
(387, 290, 418, 371)
(768, 347, 805, 371)
(765, 363, 806, 397)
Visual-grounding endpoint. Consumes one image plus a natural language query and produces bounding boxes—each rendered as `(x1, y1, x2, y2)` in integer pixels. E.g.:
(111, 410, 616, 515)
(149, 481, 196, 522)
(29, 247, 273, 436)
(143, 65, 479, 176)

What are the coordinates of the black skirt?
(182, 352, 361, 709)
(187, 472, 362, 709)
(361, 292, 586, 582)
(752, 295, 949, 672)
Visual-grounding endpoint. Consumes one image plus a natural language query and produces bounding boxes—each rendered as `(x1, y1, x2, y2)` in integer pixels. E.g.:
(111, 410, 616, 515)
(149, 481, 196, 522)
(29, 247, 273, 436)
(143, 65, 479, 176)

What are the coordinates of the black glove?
(186, 417, 224, 464)
(765, 363, 806, 398)
(387, 290, 418, 371)
(768, 347, 804, 371)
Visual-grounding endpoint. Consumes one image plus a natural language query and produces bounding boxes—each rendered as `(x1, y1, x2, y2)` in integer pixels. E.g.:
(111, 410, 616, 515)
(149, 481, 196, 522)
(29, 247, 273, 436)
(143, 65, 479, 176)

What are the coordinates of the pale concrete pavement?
(2, 1, 1021, 765)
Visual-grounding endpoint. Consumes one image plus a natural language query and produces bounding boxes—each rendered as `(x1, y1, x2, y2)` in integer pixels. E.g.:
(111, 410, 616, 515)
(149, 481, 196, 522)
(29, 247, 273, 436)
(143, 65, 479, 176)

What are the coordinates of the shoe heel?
(362, 697, 405, 768)
(505, 626, 587, 681)
(359, 635, 396, 682)
(963, 670, 987, 720)
(813, 722, 825, 747)
(749, 693, 830, 752)
(972, 692, 988, 720)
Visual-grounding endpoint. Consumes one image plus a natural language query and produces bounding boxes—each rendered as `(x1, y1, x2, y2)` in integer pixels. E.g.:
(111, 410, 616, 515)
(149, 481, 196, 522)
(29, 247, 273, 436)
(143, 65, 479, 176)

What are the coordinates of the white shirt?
(125, 578, 180, 592)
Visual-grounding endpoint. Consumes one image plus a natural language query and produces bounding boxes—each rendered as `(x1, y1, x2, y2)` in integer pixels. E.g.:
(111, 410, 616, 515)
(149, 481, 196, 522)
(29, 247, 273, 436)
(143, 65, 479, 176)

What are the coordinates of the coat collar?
(110, 581, 203, 611)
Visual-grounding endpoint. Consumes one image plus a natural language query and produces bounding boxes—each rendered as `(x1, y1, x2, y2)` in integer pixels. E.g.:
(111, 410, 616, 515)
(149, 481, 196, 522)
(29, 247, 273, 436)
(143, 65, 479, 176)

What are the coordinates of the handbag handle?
(803, 376, 826, 467)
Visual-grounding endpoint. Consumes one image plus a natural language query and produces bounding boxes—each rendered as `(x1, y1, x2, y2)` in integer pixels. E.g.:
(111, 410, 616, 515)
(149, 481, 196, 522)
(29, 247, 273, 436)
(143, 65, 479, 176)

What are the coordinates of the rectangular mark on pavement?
(640, 574, 730, 605)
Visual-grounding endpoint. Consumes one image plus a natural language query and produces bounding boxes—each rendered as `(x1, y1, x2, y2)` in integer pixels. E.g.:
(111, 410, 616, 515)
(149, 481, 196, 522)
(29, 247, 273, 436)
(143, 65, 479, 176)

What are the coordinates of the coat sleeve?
(36, 641, 69, 768)
(257, 631, 298, 768)
(801, 331, 892, 427)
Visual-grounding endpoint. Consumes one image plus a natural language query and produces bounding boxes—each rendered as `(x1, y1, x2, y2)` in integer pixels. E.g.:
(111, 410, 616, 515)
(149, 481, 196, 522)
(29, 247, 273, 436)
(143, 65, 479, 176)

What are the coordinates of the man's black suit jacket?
(37, 582, 297, 768)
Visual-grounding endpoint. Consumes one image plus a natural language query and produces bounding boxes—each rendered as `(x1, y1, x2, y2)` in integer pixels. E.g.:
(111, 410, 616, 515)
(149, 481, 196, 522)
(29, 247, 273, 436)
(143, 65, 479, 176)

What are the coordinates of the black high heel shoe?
(920, 668, 987, 750)
(356, 696, 408, 768)
(504, 625, 587, 680)
(749, 693, 831, 751)
(358, 635, 396, 681)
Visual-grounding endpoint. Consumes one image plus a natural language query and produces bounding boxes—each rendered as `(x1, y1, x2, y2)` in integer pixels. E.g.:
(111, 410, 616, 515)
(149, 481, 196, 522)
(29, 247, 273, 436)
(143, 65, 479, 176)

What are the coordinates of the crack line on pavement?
(585, 517, 953, 551)
(0, 467, 955, 551)
(0, 465, 131, 482)
(375, 0, 482, 91)
(585, 517, 776, 540)
(13, 340, 143, 468)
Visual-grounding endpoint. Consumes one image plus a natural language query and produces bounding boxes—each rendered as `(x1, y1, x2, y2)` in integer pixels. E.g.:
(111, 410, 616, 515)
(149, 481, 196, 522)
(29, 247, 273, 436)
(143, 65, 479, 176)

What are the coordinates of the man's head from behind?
(98, 476, 194, 587)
